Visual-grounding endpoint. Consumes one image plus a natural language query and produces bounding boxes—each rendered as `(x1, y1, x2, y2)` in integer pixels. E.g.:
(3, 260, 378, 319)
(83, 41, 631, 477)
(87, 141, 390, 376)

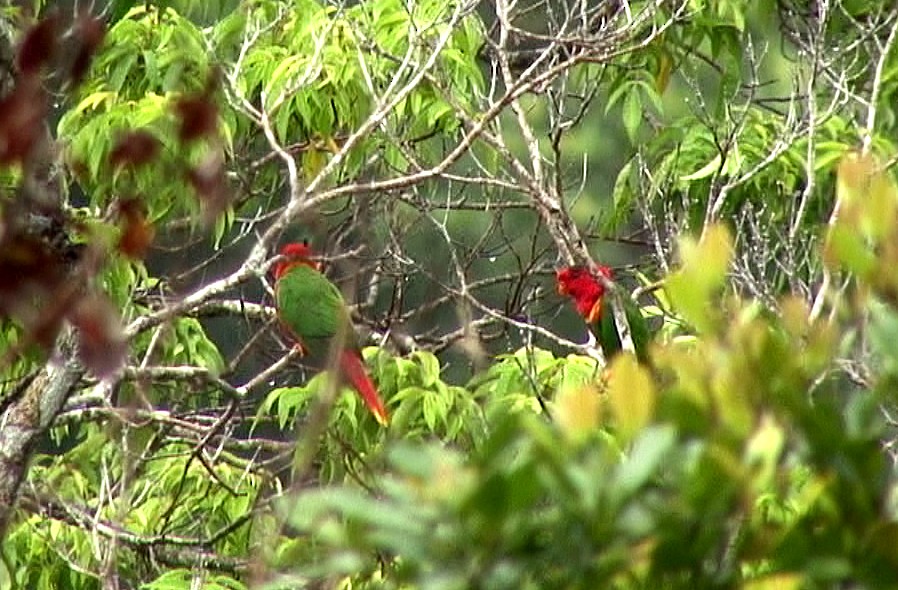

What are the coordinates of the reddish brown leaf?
(17, 14, 60, 75)
(0, 78, 46, 164)
(0, 231, 71, 347)
(0, 233, 63, 300)
(69, 293, 126, 379)
(69, 158, 90, 182)
(109, 131, 160, 169)
(29, 307, 68, 347)
(29, 281, 84, 348)
(174, 94, 219, 142)
(70, 12, 106, 84)
(117, 198, 155, 259)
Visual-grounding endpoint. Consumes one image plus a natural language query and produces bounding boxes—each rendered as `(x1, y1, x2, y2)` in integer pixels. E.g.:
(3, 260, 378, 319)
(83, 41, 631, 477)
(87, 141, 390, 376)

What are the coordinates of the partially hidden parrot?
(273, 242, 389, 426)
(556, 264, 650, 363)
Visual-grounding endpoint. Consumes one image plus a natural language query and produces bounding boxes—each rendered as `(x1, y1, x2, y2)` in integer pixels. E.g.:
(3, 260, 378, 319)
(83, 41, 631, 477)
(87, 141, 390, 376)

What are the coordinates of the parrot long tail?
(339, 349, 389, 426)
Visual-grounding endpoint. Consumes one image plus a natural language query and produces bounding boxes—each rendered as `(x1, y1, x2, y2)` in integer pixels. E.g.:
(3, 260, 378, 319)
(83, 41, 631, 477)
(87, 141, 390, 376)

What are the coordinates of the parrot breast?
(275, 263, 348, 343)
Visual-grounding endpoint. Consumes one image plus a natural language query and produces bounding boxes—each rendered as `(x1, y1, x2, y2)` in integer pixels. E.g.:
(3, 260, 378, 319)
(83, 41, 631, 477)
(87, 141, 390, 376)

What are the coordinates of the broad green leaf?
(823, 224, 877, 276)
(814, 141, 848, 171)
(612, 424, 676, 501)
(666, 224, 733, 331)
(422, 390, 448, 430)
(622, 90, 642, 143)
(108, 53, 138, 93)
(412, 350, 441, 387)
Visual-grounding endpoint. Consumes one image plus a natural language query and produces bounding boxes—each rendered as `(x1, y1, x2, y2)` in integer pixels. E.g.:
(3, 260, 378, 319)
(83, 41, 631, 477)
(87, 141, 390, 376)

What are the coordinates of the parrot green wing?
(275, 263, 353, 345)
(624, 298, 652, 364)
(595, 298, 652, 364)
(596, 308, 622, 360)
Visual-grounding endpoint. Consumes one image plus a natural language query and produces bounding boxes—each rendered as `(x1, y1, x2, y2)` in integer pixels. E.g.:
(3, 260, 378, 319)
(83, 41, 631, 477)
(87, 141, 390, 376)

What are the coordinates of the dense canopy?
(2, 1, 898, 588)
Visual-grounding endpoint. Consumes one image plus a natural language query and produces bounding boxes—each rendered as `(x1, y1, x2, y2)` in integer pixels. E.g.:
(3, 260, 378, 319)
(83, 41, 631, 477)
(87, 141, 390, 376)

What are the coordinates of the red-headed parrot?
(273, 242, 389, 426)
(556, 264, 650, 363)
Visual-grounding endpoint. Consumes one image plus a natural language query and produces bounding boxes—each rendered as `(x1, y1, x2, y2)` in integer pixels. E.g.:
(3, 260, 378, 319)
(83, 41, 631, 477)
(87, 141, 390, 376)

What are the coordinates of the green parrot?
(556, 264, 651, 363)
(273, 242, 389, 425)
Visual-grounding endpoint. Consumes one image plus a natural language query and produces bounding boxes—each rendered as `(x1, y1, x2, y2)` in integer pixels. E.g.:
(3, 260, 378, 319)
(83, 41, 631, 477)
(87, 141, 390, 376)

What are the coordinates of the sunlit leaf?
(607, 353, 655, 442)
(666, 224, 733, 332)
(680, 153, 722, 181)
(554, 383, 602, 442)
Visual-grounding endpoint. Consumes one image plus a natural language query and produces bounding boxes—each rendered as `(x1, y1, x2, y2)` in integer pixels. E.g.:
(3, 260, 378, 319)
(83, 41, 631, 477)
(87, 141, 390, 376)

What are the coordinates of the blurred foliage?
(261, 227, 898, 590)
(9, 247, 898, 588)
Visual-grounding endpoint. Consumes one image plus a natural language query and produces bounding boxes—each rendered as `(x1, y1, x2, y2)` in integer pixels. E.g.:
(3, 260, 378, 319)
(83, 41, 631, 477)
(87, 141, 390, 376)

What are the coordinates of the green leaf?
(142, 50, 159, 86)
(108, 53, 138, 93)
(605, 158, 636, 231)
(814, 141, 849, 172)
(611, 424, 677, 502)
(554, 383, 601, 442)
(680, 153, 722, 181)
(422, 391, 445, 430)
(73, 91, 117, 114)
(622, 90, 642, 143)
(868, 299, 898, 377)
(266, 55, 305, 109)
(607, 353, 656, 442)
(412, 350, 440, 387)
(255, 386, 311, 430)
(823, 224, 877, 277)
(666, 224, 733, 332)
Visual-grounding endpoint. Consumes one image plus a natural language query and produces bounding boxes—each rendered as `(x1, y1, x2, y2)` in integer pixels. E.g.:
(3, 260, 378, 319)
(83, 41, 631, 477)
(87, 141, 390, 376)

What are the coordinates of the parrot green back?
(596, 298, 651, 364)
(276, 263, 352, 344)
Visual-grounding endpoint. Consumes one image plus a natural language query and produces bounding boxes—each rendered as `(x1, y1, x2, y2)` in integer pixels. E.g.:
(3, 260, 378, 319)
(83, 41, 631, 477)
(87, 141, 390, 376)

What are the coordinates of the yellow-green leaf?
(554, 384, 602, 443)
(823, 224, 877, 277)
(666, 224, 733, 331)
(607, 353, 656, 442)
(742, 573, 802, 590)
(836, 152, 898, 240)
(680, 153, 721, 181)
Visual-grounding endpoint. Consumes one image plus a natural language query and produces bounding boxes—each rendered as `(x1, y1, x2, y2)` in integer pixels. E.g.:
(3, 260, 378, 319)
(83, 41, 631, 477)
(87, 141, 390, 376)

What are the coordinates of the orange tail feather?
(339, 349, 389, 426)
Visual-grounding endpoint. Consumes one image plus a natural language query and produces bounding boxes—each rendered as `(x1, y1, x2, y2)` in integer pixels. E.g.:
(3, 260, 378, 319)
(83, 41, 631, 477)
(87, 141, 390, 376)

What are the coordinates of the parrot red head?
(556, 264, 613, 324)
(273, 241, 320, 280)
